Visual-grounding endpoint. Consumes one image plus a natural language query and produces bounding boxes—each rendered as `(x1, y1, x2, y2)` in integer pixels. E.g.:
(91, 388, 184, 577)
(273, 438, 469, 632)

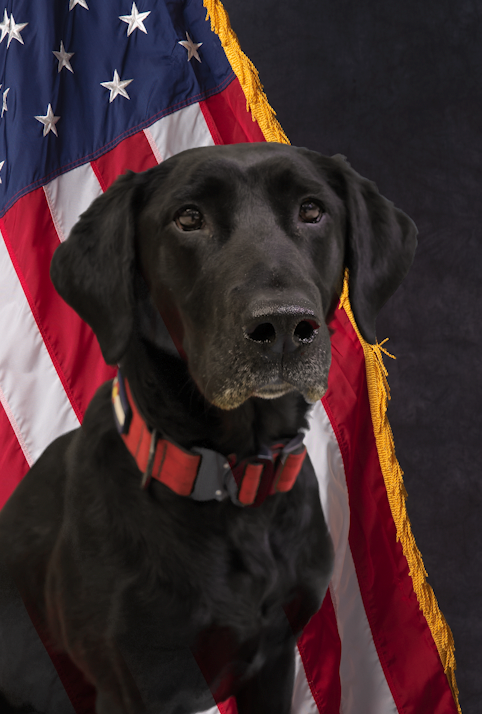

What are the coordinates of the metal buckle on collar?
(141, 434, 237, 503)
(189, 446, 233, 503)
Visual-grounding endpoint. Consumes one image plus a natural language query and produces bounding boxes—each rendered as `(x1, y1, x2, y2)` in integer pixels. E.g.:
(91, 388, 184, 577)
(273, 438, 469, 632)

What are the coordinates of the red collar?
(111, 371, 307, 507)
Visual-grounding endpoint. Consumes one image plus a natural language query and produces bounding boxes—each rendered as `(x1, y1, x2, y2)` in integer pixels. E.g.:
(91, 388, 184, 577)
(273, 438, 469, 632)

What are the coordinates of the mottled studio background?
(222, 1, 482, 711)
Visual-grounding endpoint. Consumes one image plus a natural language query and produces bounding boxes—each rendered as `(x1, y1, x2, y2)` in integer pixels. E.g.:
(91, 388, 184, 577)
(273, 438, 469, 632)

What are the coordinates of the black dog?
(0, 143, 417, 714)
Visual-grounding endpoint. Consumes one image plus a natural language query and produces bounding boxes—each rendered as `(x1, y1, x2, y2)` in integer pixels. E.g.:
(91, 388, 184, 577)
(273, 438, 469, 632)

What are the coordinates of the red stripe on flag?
(199, 100, 224, 145)
(298, 588, 342, 713)
(0, 406, 30, 509)
(91, 131, 159, 192)
(201, 78, 266, 145)
(217, 696, 237, 714)
(0, 191, 114, 422)
(323, 307, 458, 714)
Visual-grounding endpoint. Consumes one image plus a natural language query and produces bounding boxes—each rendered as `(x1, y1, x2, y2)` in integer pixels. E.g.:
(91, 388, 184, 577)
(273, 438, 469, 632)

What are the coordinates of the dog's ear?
(331, 154, 418, 344)
(50, 170, 145, 365)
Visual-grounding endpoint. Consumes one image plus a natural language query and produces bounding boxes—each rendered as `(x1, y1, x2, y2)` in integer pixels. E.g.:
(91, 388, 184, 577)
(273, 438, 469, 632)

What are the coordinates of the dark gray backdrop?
(221, 1, 482, 711)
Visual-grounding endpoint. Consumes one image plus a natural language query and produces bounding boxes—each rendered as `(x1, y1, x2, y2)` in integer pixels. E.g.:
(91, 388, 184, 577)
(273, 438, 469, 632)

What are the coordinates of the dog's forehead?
(167, 142, 304, 167)
(162, 143, 333, 196)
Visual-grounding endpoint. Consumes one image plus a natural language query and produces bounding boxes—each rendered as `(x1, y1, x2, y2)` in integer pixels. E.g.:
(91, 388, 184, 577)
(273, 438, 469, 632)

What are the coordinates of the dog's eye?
(175, 207, 204, 231)
(299, 201, 323, 223)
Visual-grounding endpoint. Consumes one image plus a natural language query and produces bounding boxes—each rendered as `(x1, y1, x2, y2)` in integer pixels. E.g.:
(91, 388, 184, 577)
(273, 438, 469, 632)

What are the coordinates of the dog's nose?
(243, 309, 320, 354)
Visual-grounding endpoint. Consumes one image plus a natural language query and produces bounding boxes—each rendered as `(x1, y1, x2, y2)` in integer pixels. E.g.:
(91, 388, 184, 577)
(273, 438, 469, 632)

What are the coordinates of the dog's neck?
(119, 336, 311, 461)
(112, 370, 307, 506)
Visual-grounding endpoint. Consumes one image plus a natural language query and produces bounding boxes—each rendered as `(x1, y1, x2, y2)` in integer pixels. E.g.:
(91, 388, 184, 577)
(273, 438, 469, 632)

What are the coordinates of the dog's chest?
(116, 492, 319, 698)
(61, 414, 329, 702)
(135, 488, 313, 619)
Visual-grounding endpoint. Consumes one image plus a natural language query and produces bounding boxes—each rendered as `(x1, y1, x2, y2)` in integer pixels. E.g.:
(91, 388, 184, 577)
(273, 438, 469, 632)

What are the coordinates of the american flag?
(0, 1, 460, 712)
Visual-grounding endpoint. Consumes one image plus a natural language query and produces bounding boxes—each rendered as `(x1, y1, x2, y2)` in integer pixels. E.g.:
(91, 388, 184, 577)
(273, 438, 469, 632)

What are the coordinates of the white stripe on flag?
(0, 232, 80, 465)
(43, 163, 103, 243)
(145, 103, 215, 163)
(291, 647, 319, 714)
(305, 401, 397, 714)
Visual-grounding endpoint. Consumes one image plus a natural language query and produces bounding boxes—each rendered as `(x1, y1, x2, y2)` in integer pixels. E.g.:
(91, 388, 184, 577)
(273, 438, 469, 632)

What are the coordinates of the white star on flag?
(53, 41, 74, 73)
(0, 160, 4, 184)
(7, 14, 28, 48)
(0, 9, 9, 43)
(69, 0, 89, 10)
(35, 104, 60, 137)
(178, 32, 202, 62)
(100, 70, 133, 102)
(119, 3, 151, 36)
(1, 87, 9, 118)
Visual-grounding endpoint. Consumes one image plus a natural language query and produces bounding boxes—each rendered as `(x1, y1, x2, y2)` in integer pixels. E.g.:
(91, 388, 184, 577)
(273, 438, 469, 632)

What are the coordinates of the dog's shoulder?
(0, 381, 118, 589)
(0, 427, 76, 602)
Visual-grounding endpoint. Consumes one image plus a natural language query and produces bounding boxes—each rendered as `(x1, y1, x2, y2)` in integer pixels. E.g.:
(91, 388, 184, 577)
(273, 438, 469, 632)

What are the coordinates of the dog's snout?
(244, 309, 320, 355)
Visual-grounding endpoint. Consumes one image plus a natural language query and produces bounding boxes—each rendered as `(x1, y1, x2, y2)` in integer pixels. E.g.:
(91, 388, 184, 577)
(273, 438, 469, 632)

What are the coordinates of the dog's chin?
(202, 379, 328, 411)
(252, 381, 296, 400)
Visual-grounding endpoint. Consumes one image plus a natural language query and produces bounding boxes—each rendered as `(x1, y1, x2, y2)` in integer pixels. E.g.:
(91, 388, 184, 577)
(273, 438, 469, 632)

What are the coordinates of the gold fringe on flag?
(204, 4, 460, 708)
(203, 0, 290, 144)
(339, 271, 461, 713)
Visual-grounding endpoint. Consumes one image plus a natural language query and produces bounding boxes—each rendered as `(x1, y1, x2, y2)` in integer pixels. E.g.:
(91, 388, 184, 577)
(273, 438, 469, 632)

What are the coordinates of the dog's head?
(51, 143, 417, 409)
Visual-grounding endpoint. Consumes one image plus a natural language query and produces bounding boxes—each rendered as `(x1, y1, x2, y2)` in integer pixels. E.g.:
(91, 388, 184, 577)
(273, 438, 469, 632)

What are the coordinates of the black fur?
(0, 143, 417, 714)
